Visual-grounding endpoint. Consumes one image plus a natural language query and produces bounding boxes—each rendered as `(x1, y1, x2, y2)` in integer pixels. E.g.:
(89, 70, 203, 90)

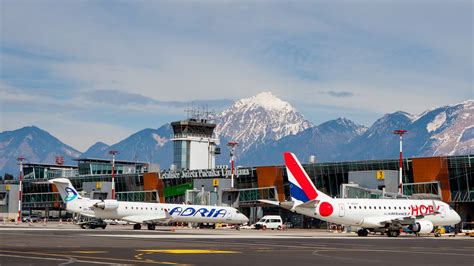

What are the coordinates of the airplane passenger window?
(364, 206, 366, 209)
(384, 207, 386, 209)
(389, 207, 391, 209)
(379, 206, 381, 209)
(369, 206, 371, 209)
(359, 206, 362, 209)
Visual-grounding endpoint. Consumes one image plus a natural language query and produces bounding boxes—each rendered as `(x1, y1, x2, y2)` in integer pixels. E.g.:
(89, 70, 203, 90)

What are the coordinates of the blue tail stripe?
(289, 182, 309, 202)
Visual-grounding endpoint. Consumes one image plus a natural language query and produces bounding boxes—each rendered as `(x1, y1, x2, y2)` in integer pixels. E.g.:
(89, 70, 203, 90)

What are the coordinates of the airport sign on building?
(376, 170, 385, 180)
(161, 168, 250, 179)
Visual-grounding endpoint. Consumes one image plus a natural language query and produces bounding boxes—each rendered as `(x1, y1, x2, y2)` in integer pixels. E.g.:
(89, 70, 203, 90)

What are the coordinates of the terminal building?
(0, 118, 472, 226)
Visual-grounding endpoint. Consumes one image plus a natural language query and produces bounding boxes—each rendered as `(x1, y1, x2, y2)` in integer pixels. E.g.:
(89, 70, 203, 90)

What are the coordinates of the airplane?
(50, 178, 249, 230)
(261, 152, 461, 237)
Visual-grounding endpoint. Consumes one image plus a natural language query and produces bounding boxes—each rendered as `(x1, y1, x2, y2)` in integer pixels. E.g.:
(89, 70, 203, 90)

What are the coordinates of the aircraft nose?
(455, 211, 461, 224)
(240, 214, 249, 224)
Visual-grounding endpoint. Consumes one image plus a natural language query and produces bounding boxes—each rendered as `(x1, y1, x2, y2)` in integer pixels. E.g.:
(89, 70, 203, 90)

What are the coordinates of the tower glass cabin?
(171, 119, 220, 170)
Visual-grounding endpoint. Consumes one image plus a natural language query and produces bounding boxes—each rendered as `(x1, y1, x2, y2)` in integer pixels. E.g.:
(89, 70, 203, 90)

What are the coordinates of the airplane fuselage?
(292, 198, 460, 228)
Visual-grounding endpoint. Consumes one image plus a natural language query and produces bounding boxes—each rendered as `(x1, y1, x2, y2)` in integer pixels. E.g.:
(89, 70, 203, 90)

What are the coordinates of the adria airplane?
(261, 152, 461, 237)
(50, 178, 249, 230)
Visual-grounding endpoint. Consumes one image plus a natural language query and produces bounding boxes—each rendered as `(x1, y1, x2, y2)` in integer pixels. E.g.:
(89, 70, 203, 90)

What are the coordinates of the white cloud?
(1, 0, 472, 144)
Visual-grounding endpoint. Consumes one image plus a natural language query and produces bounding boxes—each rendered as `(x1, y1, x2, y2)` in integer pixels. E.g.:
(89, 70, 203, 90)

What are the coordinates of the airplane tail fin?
(284, 152, 331, 206)
(49, 178, 82, 203)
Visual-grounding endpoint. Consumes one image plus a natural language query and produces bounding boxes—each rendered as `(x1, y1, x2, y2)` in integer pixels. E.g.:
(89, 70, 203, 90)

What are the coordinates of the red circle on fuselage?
(319, 202, 334, 217)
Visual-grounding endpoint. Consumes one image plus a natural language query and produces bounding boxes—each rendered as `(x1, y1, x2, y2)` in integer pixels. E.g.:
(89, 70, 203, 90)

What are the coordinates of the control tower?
(171, 108, 220, 170)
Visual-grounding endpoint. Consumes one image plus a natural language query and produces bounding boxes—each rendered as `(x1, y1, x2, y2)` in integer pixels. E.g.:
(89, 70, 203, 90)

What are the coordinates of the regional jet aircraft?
(50, 178, 249, 230)
(261, 152, 461, 237)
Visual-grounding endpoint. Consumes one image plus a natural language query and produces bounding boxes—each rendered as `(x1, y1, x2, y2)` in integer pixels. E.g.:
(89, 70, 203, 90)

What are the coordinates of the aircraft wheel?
(388, 230, 399, 237)
(133, 224, 142, 230)
(357, 229, 368, 237)
(147, 224, 156, 230)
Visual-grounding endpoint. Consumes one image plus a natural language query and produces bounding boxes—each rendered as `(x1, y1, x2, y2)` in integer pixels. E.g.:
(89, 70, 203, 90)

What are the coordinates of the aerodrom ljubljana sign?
(160, 168, 251, 179)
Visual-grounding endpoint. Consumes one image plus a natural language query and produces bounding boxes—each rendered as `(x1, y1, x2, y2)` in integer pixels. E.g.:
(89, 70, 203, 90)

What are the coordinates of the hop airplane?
(261, 152, 461, 237)
(50, 178, 249, 230)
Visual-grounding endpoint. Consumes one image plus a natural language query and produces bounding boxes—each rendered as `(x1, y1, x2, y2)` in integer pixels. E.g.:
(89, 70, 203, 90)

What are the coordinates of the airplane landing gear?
(387, 230, 400, 237)
(133, 224, 142, 230)
(147, 224, 156, 230)
(357, 229, 369, 237)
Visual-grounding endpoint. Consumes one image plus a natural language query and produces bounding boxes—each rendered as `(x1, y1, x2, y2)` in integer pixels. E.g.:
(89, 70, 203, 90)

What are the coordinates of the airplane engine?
(93, 200, 119, 211)
(410, 220, 434, 234)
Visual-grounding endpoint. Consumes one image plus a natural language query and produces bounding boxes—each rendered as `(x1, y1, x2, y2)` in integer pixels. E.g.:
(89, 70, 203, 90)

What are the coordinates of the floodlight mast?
(109, 150, 119, 199)
(227, 141, 238, 189)
(17, 157, 25, 222)
(393, 130, 407, 195)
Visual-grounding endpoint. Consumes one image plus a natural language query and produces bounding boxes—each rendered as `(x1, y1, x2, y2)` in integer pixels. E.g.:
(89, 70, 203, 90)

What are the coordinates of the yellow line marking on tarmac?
(70, 251, 109, 254)
(0, 249, 183, 265)
(137, 249, 240, 254)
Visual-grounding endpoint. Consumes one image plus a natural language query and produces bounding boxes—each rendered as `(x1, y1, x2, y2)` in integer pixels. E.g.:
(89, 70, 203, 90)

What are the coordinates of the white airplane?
(261, 152, 461, 237)
(50, 178, 249, 230)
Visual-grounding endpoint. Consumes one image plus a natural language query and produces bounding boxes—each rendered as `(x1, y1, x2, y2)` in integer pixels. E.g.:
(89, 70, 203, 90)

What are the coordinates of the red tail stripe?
(284, 152, 318, 200)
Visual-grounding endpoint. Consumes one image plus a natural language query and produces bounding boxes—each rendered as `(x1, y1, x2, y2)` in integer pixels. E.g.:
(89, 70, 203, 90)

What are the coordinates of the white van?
(255, 215, 283, 230)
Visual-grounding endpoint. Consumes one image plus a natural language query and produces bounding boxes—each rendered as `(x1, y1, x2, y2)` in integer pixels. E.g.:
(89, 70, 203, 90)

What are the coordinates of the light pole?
(109, 150, 119, 200)
(393, 130, 407, 195)
(17, 157, 25, 223)
(227, 141, 238, 189)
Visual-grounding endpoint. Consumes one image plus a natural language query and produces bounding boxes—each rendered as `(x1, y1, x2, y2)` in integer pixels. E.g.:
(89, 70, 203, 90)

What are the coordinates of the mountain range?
(1, 92, 472, 176)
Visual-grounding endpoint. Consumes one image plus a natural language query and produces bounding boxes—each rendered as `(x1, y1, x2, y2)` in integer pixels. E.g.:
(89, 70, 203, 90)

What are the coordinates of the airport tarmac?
(0, 223, 472, 265)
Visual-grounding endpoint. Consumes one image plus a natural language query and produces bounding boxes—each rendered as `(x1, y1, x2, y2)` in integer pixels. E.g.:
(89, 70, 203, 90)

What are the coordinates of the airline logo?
(169, 207, 227, 218)
(64, 187, 78, 202)
(284, 152, 334, 217)
(411, 204, 440, 216)
(284, 152, 318, 202)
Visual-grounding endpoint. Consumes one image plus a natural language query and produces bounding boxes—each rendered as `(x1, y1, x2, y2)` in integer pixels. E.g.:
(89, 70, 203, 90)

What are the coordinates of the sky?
(1, 0, 472, 152)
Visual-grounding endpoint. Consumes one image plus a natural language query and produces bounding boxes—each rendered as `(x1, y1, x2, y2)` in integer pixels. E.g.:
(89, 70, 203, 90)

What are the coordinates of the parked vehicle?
(255, 215, 283, 230)
(78, 219, 107, 229)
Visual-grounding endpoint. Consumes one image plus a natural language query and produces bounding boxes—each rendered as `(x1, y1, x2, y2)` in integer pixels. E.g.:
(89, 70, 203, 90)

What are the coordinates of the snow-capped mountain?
(1, 95, 472, 176)
(410, 100, 474, 156)
(238, 117, 367, 165)
(0, 126, 81, 176)
(341, 100, 474, 161)
(214, 92, 312, 154)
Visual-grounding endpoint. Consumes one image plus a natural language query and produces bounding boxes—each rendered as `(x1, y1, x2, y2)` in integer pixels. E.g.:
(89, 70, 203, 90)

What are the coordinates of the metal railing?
(238, 186, 277, 203)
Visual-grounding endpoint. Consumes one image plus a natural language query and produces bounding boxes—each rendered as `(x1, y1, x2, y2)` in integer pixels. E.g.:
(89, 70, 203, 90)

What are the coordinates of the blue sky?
(1, 0, 472, 151)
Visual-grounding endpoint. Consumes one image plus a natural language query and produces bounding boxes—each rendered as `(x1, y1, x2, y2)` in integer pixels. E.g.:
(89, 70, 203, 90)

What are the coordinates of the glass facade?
(4, 154, 471, 218)
(447, 155, 474, 202)
(173, 141, 189, 170)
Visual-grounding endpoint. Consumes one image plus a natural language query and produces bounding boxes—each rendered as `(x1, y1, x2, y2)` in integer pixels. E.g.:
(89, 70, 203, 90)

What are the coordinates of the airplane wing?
(364, 200, 442, 227)
(259, 200, 296, 210)
(121, 210, 173, 224)
(259, 199, 281, 206)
